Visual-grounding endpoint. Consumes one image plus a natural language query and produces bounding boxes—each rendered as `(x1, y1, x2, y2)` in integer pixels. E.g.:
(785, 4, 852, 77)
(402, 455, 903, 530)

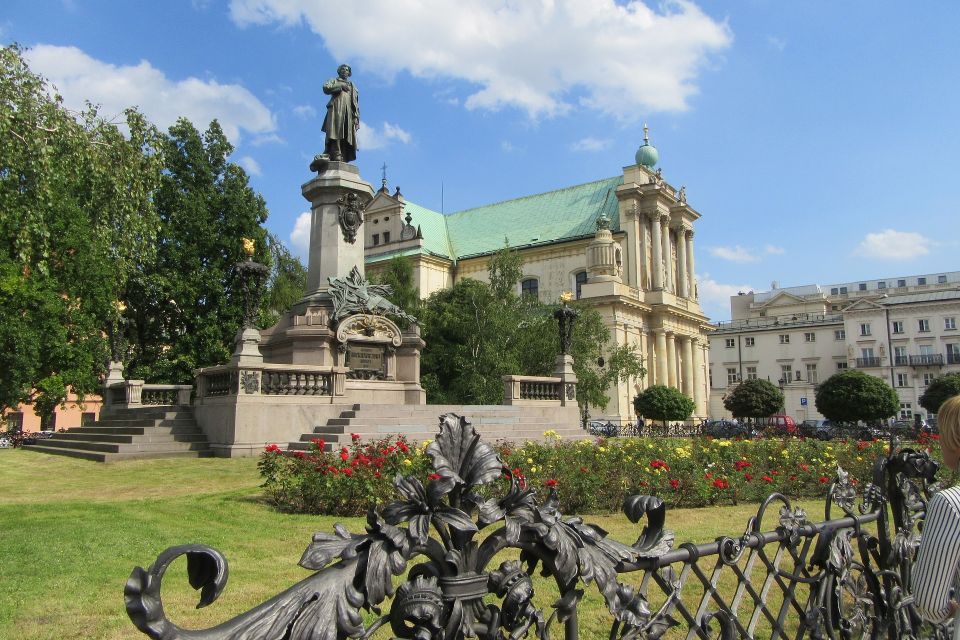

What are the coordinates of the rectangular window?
(877, 281, 887, 289)
(372, 233, 380, 246)
(919, 344, 935, 356)
(900, 402, 913, 419)
(5, 412, 23, 431)
(806, 363, 818, 383)
(918, 319, 930, 333)
(939, 275, 948, 284)
(923, 373, 936, 386)
(948, 344, 960, 364)
(918, 277, 927, 285)
(727, 368, 739, 385)
(521, 279, 539, 299)
(861, 347, 875, 359)
(892, 321, 904, 334)
(746, 366, 758, 380)
(835, 329, 846, 340)
(830, 287, 839, 295)
(725, 338, 735, 348)
(896, 373, 909, 387)
(860, 323, 871, 336)
(837, 362, 848, 370)
(744, 337, 755, 347)
(804, 332, 816, 342)
(780, 364, 792, 382)
(858, 283, 867, 291)
(898, 279, 906, 287)
(831, 304, 840, 311)
(575, 271, 587, 299)
(946, 317, 957, 330)
(839, 287, 848, 294)
(382, 231, 390, 243)
(894, 346, 908, 365)
(81, 412, 96, 426)
(779, 334, 790, 344)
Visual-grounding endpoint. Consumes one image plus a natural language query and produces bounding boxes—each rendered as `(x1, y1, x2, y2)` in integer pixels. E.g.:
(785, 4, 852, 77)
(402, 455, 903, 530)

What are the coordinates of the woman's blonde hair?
(938, 394, 960, 452)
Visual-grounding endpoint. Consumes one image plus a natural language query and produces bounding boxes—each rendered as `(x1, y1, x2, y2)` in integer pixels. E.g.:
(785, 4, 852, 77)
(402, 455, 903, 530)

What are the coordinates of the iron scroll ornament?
(125, 414, 679, 640)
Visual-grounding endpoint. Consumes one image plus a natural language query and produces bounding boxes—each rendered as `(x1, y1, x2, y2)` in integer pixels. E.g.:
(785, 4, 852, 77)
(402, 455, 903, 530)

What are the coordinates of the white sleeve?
(913, 491, 960, 623)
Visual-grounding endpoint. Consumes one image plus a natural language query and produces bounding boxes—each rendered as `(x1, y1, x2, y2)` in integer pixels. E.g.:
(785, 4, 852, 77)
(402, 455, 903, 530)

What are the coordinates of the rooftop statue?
(320, 64, 359, 163)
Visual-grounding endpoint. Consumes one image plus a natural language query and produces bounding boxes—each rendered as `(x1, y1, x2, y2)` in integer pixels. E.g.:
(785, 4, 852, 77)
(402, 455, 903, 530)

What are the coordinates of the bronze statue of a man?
(321, 64, 359, 162)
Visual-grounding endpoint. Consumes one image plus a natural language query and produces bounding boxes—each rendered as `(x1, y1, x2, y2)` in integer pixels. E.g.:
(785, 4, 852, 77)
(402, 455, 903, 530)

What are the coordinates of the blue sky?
(5, 1, 959, 321)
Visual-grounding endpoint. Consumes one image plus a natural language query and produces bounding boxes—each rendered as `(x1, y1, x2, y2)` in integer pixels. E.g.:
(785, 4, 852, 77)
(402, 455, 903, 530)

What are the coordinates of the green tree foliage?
(260, 232, 306, 328)
(570, 306, 646, 412)
(125, 118, 269, 383)
(919, 373, 960, 414)
(633, 385, 695, 425)
(723, 379, 784, 419)
(0, 45, 162, 419)
(370, 255, 420, 326)
(815, 370, 899, 424)
(487, 239, 523, 300)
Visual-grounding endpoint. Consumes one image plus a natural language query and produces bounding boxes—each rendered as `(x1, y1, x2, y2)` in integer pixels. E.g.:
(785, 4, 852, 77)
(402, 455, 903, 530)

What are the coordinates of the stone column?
(654, 329, 667, 386)
(681, 335, 693, 397)
(676, 224, 689, 299)
(661, 216, 673, 293)
(693, 337, 706, 413)
(302, 163, 375, 296)
(666, 332, 677, 388)
(638, 330, 648, 390)
(648, 213, 663, 290)
(686, 229, 696, 300)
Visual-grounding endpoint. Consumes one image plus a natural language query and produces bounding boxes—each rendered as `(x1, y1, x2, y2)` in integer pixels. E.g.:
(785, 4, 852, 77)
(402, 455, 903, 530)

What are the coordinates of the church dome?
(635, 123, 658, 168)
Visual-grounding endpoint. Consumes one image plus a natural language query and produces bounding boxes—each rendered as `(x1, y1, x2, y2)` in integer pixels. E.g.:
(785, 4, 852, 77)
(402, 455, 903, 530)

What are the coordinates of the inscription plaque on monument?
(345, 344, 386, 379)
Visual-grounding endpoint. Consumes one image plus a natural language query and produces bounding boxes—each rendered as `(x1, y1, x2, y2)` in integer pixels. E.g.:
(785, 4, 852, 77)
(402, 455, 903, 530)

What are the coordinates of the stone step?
(54, 431, 208, 444)
(22, 445, 211, 462)
(95, 417, 197, 428)
(102, 409, 193, 420)
(36, 438, 212, 454)
(66, 425, 204, 436)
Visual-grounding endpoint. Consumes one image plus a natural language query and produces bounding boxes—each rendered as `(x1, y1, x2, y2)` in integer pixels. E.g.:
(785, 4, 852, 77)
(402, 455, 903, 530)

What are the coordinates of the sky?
(4, 0, 960, 322)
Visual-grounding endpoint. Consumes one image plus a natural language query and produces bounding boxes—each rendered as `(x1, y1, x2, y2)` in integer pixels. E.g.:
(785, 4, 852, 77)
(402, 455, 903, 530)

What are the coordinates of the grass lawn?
(0, 448, 829, 639)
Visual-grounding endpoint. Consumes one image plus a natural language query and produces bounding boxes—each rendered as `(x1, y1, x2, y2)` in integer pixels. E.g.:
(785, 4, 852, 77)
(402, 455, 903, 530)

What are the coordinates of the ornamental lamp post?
(231, 238, 269, 364)
(553, 291, 580, 355)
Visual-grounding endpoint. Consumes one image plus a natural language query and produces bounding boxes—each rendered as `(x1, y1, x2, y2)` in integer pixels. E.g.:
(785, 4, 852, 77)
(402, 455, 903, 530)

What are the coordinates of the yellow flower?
(856, 456, 863, 461)
(543, 429, 561, 441)
(403, 458, 412, 466)
(781, 449, 789, 457)
(598, 447, 606, 453)
(530, 466, 538, 473)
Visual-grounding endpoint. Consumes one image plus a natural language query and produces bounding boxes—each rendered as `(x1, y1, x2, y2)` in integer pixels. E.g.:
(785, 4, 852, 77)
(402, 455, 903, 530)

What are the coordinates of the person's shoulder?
(930, 486, 960, 514)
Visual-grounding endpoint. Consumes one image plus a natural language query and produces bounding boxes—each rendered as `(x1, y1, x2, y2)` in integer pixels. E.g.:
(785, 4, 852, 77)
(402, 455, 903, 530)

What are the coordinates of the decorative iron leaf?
(299, 524, 366, 571)
(426, 414, 502, 489)
(624, 495, 675, 556)
(434, 506, 479, 534)
(477, 497, 505, 527)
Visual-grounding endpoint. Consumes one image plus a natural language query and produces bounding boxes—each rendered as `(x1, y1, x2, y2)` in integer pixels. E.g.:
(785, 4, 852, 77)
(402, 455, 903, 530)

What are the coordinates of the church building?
(361, 130, 712, 421)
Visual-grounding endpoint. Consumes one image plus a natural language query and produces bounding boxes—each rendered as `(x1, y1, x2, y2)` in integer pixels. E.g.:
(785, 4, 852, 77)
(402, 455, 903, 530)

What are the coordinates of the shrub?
(723, 379, 784, 419)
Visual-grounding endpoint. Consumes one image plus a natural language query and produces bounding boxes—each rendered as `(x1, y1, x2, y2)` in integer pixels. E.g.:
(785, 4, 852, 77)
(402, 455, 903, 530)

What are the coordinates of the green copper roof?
(400, 176, 623, 262)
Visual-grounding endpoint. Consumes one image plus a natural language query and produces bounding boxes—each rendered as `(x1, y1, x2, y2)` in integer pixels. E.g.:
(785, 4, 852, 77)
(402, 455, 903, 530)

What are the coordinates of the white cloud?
(358, 121, 412, 149)
(764, 245, 785, 255)
(24, 44, 276, 145)
(570, 137, 612, 152)
(293, 104, 317, 118)
(708, 245, 759, 263)
(854, 229, 932, 260)
(237, 155, 262, 176)
(229, 0, 732, 119)
(697, 275, 755, 321)
(250, 132, 285, 146)
(290, 211, 311, 257)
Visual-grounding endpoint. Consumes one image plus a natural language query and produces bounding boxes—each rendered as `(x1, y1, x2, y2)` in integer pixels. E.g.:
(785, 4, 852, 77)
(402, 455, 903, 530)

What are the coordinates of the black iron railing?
(125, 415, 950, 640)
(910, 354, 944, 366)
(855, 356, 882, 368)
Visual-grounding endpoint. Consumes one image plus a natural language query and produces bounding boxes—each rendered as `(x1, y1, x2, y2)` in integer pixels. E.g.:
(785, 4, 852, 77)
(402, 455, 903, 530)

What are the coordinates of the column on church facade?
(681, 335, 693, 397)
(693, 337, 706, 414)
(666, 332, 677, 388)
(676, 224, 689, 299)
(660, 216, 673, 292)
(686, 229, 696, 300)
(654, 329, 667, 386)
(648, 213, 663, 290)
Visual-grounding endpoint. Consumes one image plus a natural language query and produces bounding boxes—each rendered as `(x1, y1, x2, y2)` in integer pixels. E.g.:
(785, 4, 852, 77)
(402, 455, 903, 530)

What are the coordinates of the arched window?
(575, 271, 588, 299)
(521, 278, 539, 300)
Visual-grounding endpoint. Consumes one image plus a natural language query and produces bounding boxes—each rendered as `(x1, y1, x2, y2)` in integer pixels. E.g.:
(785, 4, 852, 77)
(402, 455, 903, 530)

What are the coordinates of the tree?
(723, 379, 784, 420)
(260, 232, 306, 328)
(370, 255, 419, 327)
(487, 239, 523, 300)
(569, 306, 645, 412)
(634, 385, 695, 426)
(815, 370, 899, 424)
(919, 373, 960, 415)
(0, 45, 162, 420)
(124, 118, 269, 384)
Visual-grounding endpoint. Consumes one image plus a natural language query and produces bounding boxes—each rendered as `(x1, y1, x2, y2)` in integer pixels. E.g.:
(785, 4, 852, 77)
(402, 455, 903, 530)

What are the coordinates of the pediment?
(365, 191, 402, 215)
(756, 290, 807, 308)
(843, 298, 885, 312)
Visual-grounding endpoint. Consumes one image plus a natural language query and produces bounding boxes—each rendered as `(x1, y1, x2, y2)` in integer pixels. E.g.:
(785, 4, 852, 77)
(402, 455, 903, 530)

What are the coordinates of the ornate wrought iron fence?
(125, 415, 950, 639)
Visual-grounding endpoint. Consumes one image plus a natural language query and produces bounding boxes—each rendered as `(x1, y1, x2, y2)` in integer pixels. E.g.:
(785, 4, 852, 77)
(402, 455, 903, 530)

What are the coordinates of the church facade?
(361, 136, 712, 421)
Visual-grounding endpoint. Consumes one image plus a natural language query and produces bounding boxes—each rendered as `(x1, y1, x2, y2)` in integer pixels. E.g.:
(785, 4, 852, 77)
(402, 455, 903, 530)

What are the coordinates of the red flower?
(264, 443, 281, 453)
(712, 478, 729, 490)
(798, 463, 810, 472)
(374, 471, 382, 478)
(311, 438, 326, 450)
(744, 473, 753, 481)
(734, 460, 751, 471)
(328, 466, 339, 475)
(293, 451, 306, 459)
(544, 479, 558, 488)
(342, 467, 353, 477)
(351, 433, 361, 442)
(639, 481, 649, 487)
(762, 475, 774, 483)
(856, 440, 870, 451)
(340, 448, 349, 461)
(650, 459, 670, 471)
(580, 466, 589, 473)
(704, 472, 713, 480)
(428, 473, 441, 481)
(669, 479, 680, 489)
(398, 442, 410, 454)
(789, 475, 797, 481)
(819, 476, 830, 484)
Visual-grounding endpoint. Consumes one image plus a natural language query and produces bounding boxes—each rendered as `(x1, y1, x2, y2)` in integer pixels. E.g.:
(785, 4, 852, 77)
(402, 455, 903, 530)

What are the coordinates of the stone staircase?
(22, 406, 212, 462)
(287, 404, 588, 452)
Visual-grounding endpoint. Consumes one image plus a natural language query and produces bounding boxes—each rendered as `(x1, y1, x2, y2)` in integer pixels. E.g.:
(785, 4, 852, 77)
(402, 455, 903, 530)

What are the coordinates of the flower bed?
(259, 430, 947, 515)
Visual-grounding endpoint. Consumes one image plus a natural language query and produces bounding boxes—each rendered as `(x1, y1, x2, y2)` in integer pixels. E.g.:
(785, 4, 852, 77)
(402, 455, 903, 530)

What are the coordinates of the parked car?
(799, 419, 834, 440)
(889, 420, 922, 439)
(761, 414, 798, 436)
(703, 419, 754, 439)
(588, 420, 619, 437)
